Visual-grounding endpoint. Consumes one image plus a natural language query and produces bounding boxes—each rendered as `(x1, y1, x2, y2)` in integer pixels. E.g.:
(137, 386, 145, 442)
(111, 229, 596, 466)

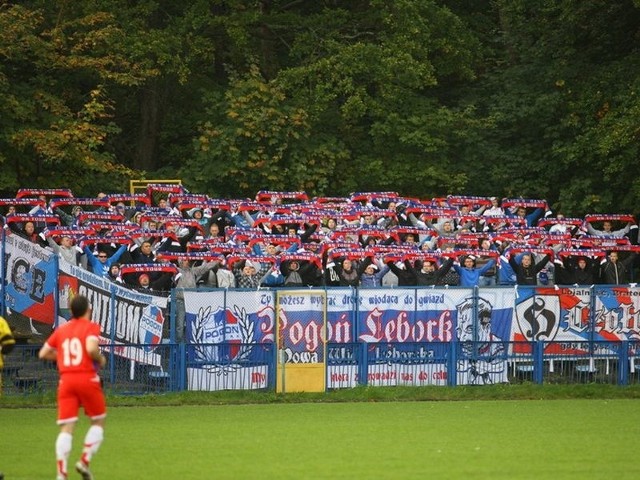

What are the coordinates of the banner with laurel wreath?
(184, 289, 276, 390)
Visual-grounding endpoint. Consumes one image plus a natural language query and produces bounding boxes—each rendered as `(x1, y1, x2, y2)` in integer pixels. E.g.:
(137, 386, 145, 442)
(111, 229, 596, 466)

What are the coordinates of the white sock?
(81, 425, 104, 465)
(56, 432, 73, 476)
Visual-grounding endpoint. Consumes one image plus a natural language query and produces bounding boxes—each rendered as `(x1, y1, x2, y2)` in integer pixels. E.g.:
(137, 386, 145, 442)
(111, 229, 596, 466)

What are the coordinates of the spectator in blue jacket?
(83, 244, 128, 277)
(453, 255, 497, 287)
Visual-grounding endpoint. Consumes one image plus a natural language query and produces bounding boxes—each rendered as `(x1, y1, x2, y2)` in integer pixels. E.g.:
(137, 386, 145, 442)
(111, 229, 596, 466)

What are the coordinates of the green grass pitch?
(3, 400, 640, 479)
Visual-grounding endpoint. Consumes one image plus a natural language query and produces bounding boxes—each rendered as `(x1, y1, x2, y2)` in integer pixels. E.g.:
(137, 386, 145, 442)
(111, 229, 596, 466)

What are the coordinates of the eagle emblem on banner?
(191, 305, 255, 374)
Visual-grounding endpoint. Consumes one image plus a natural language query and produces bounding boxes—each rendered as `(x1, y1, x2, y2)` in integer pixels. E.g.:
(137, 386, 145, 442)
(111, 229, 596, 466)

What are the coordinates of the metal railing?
(3, 340, 638, 396)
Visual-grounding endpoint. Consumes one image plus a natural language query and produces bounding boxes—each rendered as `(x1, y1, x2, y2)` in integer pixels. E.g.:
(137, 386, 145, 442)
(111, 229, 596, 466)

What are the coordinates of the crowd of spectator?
(2, 186, 639, 295)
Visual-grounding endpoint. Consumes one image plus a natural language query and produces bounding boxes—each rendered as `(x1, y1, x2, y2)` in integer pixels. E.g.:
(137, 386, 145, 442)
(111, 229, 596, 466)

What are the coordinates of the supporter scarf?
(430, 197, 450, 206)
(451, 249, 500, 260)
(455, 232, 490, 245)
(571, 236, 631, 248)
(501, 198, 547, 208)
(280, 252, 323, 268)
(139, 213, 182, 226)
(537, 218, 583, 228)
(248, 234, 300, 248)
(508, 247, 554, 258)
(482, 215, 527, 227)
(523, 231, 571, 244)
(390, 226, 434, 237)
(169, 193, 209, 205)
(50, 198, 110, 209)
(253, 215, 311, 227)
(226, 254, 277, 268)
(451, 235, 483, 248)
(176, 199, 230, 213)
(327, 248, 367, 261)
(342, 207, 396, 221)
(537, 233, 572, 247)
(105, 193, 151, 206)
(146, 183, 184, 195)
(119, 263, 178, 276)
(44, 227, 93, 238)
(0, 198, 45, 207)
(325, 241, 362, 251)
(302, 242, 325, 255)
(312, 196, 351, 205)
(81, 235, 131, 245)
(88, 223, 140, 233)
(584, 214, 635, 224)
(330, 228, 397, 243)
(226, 228, 270, 244)
(446, 195, 492, 207)
(77, 212, 124, 224)
(255, 191, 309, 203)
(366, 245, 419, 255)
(186, 241, 249, 255)
(235, 201, 267, 212)
(558, 249, 606, 260)
(16, 188, 73, 199)
(501, 227, 546, 238)
(403, 252, 441, 263)
(350, 192, 399, 203)
(164, 219, 203, 232)
(5, 213, 60, 225)
(405, 206, 458, 219)
(155, 252, 225, 262)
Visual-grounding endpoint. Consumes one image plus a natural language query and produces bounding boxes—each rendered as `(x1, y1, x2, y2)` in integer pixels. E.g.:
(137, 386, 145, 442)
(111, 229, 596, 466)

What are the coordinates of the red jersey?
(45, 319, 101, 375)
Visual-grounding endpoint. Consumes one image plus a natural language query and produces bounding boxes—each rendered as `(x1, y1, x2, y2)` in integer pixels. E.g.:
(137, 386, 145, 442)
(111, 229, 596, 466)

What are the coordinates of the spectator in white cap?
(359, 258, 389, 287)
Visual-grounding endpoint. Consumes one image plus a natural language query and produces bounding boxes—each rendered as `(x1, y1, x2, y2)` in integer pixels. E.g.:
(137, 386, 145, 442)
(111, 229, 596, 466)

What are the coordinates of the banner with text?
(184, 289, 275, 391)
(58, 261, 168, 366)
(4, 232, 57, 327)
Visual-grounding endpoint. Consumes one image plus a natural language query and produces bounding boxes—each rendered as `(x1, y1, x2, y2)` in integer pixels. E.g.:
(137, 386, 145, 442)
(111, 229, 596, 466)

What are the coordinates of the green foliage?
(0, 3, 145, 194)
(1, 0, 640, 212)
(185, 66, 320, 197)
(461, 0, 640, 215)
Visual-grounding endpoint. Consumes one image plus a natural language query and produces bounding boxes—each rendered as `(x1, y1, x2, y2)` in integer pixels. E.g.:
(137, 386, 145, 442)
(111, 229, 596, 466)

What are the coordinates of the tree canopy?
(1, 0, 639, 216)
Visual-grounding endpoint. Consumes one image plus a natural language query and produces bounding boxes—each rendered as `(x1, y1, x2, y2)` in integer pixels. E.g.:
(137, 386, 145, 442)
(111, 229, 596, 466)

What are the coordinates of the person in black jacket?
(555, 255, 599, 285)
(599, 251, 636, 284)
(508, 252, 550, 285)
(385, 259, 417, 286)
(409, 258, 454, 286)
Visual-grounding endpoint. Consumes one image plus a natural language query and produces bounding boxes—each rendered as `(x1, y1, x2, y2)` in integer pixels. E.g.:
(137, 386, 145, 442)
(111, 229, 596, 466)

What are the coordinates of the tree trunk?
(135, 79, 166, 172)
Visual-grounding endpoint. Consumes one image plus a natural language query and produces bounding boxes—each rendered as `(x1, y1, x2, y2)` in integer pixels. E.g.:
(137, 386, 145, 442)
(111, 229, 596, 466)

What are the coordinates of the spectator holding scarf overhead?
(334, 257, 363, 287)
(508, 249, 551, 285)
(453, 253, 497, 287)
(44, 232, 85, 267)
(477, 238, 499, 286)
(599, 250, 637, 284)
(483, 197, 504, 217)
(584, 214, 636, 238)
(554, 252, 602, 285)
(407, 256, 454, 286)
(83, 240, 128, 277)
(504, 198, 549, 227)
(359, 257, 390, 287)
(385, 257, 418, 287)
(18, 221, 47, 247)
(232, 258, 272, 289)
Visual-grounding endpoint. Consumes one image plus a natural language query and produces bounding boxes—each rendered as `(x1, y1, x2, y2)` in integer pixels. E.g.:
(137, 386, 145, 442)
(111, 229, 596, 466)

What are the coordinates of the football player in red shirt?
(39, 295, 106, 480)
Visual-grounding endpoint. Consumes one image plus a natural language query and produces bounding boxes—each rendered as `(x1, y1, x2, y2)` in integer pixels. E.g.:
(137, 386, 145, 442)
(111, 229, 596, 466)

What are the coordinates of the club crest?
(515, 295, 560, 341)
(191, 305, 255, 372)
(139, 304, 165, 352)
